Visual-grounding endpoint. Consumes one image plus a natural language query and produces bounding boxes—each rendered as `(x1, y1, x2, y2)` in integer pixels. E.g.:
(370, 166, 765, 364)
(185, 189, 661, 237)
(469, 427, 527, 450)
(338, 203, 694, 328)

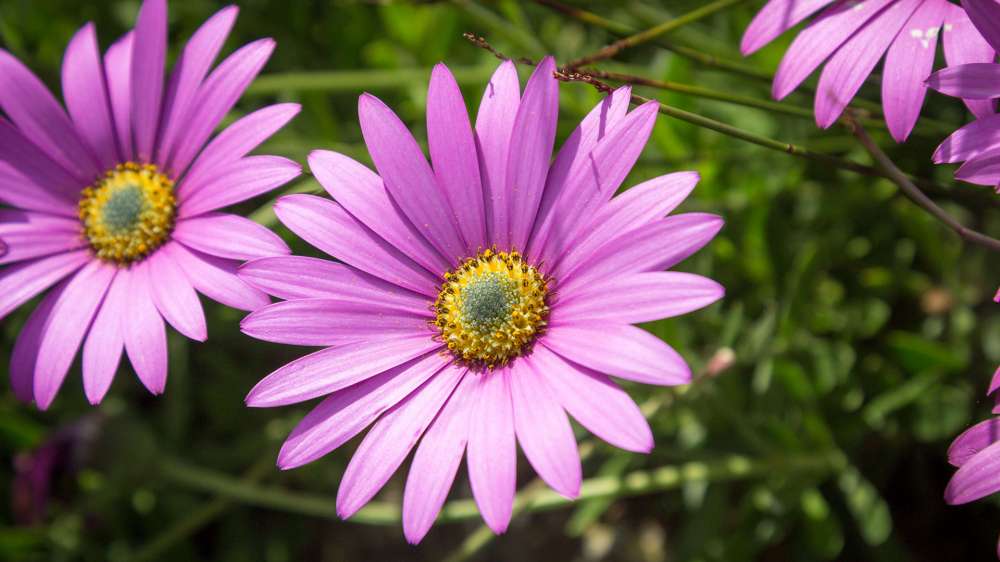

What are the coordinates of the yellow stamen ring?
(78, 162, 176, 265)
(434, 248, 550, 369)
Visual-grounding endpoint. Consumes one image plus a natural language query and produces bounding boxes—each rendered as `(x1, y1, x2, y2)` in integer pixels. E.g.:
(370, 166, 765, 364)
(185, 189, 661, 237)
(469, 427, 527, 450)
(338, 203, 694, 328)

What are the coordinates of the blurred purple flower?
(741, 0, 997, 141)
(0, 0, 301, 409)
(238, 59, 725, 543)
(927, 0, 1000, 189)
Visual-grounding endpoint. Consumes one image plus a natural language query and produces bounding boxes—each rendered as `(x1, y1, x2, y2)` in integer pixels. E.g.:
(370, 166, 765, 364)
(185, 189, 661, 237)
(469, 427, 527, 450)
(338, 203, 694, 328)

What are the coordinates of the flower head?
(927, 0, 1000, 188)
(239, 59, 724, 543)
(0, 0, 300, 409)
(742, 0, 997, 141)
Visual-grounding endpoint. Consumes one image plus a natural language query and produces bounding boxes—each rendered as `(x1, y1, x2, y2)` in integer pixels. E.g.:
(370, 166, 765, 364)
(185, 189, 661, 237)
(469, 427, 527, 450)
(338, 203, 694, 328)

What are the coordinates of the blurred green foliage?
(1, 0, 999, 561)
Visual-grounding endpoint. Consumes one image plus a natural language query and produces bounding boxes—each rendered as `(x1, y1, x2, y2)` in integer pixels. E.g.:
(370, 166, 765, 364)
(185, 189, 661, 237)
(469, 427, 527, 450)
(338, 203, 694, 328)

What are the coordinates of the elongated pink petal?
(933, 113, 1000, 164)
(949, 418, 1000, 467)
(131, 0, 167, 163)
(555, 272, 724, 325)
(815, 0, 921, 129)
(241, 299, 430, 346)
(741, 0, 835, 55)
(506, 56, 559, 251)
(475, 60, 520, 242)
(467, 369, 516, 534)
(531, 345, 652, 453)
(148, 249, 207, 341)
(238, 256, 430, 315)
(104, 33, 134, 162)
(0, 250, 90, 321)
(543, 324, 691, 386)
(308, 150, 449, 275)
(123, 261, 168, 394)
(927, 63, 1000, 100)
(511, 358, 581, 498)
(946, 440, 1000, 504)
(882, 1, 946, 142)
(156, 5, 238, 165)
(82, 271, 128, 404)
(428, 64, 486, 252)
(0, 119, 86, 200)
(62, 23, 118, 170)
(962, 0, 1000, 53)
(337, 366, 465, 518)
(773, 0, 894, 100)
(942, 4, 997, 118)
(165, 241, 269, 312)
(10, 279, 69, 403)
(403, 373, 475, 544)
(276, 352, 452, 469)
(166, 38, 275, 177)
(180, 103, 301, 197)
(179, 156, 300, 218)
(0, 162, 76, 216)
(245, 335, 441, 407)
(33, 261, 115, 410)
(956, 148, 1000, 185)
(0, 210, 86, 265)
(274, 194, 440, 297)
(174, 213, 290, 260)
(358, 93, 466, 264)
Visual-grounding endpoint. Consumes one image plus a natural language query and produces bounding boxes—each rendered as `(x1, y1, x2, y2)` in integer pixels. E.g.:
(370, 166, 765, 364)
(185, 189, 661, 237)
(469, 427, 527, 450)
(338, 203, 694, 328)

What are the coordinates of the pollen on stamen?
(78, 162, 176, 266)
(433, 248, 550, 370)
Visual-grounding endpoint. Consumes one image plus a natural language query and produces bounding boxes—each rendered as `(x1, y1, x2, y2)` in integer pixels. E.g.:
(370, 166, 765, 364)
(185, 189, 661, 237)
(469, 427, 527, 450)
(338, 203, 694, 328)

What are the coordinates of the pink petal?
(358, 93, 466, 264)
(131, 0, 167, 163)
(554, 272, 724, 325)
(238, 256, 430, 316)
(772, 0, 894, 100)
(0, 210, 86, 266)
(174, 212, 290, 261)
(10, 279, 69, 403)
(123, 261, 169, 394)
(933, 113, 1000, 164)
(337, 366, 465, 519)
(945, 440, 1000, 504)
(275, 352, 453, 469)
(0, 250, 90, 321)
(814, 0, 921, 129)
(274, 194, 440, 297)
(927, 63, 1000, 100)
(156, 5, 239, 165)
(62, 23, 118, 170)
(511, 358, 581, 498)
(962, 0, 1000, 53)
(428, 64, 486, 252)
(402, 373, 476, 544)
(33, 261, 115, 410)
(467, 369, 517, 534)
(308, 150, 449, 276)
(506, 56, 559, 251)
(245, 335, 441, 407)
(542, 323, 691, 386)
(530, 345, 652, 453)
(82, 271, 128, 404)
(179, 156, 301, 218)
(0, 119, 87, 200)
(241, 299, 430, 346)
(475, 60, 520, 243)
(949, 418, 1000, 467)
(165, 38, 275, 178)
(955, 148, 1000, 185)
(0, 162, 77, 216)
(881, 1, 946, 142)
(179, 103, 301, 197)
(164, 241, 269, 312)
(148, 249, 207, 341)
(104, 32, 134, 162)
(741, 0, 836, 55)
(942, 4, 998, 118)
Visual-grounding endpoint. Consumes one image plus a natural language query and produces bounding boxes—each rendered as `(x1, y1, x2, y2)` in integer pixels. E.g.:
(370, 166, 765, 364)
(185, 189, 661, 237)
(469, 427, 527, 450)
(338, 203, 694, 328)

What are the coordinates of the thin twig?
(567, 0, 749, 68)
(848, 117, 1000, 254)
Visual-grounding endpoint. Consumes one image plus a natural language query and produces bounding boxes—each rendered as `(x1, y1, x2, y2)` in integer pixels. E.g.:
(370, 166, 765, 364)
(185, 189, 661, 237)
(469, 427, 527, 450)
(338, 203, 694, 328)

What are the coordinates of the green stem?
(159, 452, 845, 526)
(247, 65, 496, 95)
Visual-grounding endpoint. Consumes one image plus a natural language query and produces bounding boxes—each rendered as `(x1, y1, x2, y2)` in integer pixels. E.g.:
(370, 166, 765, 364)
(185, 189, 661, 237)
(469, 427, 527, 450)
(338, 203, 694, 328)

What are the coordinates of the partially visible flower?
(239, 59, 724, 543)
(944, 366, 1000, 558)
(927, 0, 1000, 189)
(742, 0, 996, 141)
(0, 0, 300, 409)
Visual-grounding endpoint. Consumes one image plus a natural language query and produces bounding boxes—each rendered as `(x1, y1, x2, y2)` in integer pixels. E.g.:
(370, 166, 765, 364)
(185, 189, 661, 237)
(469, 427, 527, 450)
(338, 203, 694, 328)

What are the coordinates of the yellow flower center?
(434, 248, 550, 369)
(78, 162, 176, 265)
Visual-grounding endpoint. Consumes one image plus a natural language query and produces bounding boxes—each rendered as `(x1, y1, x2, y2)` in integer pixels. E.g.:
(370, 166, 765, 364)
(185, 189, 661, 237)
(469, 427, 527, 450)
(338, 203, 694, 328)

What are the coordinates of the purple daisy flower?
(239, 58, 724, 543)
(741, 0, 997, 141)
(945, 366, 1000, 558)
(927, 0, 1000, 188)
(0, 0, 300, 409)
